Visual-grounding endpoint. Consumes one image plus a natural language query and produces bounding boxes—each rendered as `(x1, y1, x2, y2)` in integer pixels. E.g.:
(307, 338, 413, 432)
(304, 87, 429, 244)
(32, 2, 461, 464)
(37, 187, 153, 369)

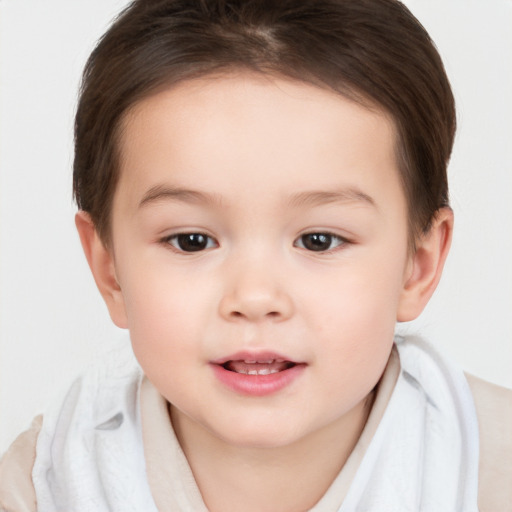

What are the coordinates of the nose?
(218, 258, 294, 323)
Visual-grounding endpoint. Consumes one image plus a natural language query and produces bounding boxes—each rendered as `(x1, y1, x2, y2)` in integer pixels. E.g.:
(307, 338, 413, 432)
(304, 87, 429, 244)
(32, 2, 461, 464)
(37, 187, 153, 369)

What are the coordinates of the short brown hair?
(73, 0, 455, 246)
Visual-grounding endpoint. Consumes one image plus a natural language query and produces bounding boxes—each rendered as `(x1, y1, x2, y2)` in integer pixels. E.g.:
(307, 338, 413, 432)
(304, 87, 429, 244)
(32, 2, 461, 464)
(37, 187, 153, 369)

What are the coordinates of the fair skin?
(76, 73, 453, 512)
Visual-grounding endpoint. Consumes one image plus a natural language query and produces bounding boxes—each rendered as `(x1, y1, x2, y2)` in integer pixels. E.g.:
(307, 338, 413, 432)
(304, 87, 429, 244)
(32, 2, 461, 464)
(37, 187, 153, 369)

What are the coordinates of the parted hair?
(73, 0, 456, 246)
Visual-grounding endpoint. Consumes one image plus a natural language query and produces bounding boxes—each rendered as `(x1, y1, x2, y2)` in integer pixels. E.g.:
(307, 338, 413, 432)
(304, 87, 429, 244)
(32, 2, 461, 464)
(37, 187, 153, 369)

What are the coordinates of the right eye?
(163, 233, 217, 252)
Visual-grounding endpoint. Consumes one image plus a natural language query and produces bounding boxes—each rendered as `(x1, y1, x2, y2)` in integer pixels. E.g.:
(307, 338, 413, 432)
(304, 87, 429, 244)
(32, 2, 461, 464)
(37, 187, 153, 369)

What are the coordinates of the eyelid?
(294, 231, 351, 252)
(158, 229, 352, 254)
(161, 231, 219, 253)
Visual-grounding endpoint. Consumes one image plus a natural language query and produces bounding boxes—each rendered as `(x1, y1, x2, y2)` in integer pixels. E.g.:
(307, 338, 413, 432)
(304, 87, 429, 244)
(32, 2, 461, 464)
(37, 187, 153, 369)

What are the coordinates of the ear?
(397, 208, 454, 322)
(75, 211, 128, 329)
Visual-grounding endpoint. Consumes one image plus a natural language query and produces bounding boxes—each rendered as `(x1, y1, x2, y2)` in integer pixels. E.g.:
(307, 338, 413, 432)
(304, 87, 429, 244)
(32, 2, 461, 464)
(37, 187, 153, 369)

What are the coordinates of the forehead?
(114, 73, 404, 217)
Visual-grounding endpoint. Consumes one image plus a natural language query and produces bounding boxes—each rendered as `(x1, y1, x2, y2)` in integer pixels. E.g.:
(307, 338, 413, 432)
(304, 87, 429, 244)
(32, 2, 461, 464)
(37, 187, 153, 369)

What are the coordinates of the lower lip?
(210, 364, 306, 397)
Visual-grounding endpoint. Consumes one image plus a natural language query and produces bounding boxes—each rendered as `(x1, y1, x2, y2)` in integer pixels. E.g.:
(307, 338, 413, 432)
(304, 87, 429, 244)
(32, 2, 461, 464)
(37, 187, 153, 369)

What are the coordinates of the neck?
(170, 390, 375, 512)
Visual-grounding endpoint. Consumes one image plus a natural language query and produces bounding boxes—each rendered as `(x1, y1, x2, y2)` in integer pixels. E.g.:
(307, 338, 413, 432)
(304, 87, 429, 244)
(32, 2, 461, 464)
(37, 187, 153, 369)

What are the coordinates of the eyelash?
(162, 232, 218, 253)
(294, 232, 349, 253)
(160, 231, 350, 254)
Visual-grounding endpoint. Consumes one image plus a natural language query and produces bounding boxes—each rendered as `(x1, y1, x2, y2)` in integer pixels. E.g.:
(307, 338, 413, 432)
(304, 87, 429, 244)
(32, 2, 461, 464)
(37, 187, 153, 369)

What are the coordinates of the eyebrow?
(139, 184, 376, 210)
(138, 184, 223, 208)
(288, 188, 377, 209)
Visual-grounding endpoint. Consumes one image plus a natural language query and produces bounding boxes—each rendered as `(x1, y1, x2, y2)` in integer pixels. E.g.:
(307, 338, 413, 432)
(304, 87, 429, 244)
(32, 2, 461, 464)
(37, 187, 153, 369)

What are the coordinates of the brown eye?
(167, 233, 216, 252)
(295, 233, 345, 252)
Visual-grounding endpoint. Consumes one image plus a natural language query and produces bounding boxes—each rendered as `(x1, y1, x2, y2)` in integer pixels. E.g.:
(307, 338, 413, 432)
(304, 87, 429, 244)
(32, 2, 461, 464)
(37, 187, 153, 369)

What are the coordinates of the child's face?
(109, 74, 413, 448)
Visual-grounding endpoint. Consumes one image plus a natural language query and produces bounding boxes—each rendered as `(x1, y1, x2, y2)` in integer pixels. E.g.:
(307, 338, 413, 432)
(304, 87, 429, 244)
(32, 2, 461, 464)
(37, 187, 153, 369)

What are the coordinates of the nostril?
(220, 292, 294, 322)
(230, 310, 280, 319)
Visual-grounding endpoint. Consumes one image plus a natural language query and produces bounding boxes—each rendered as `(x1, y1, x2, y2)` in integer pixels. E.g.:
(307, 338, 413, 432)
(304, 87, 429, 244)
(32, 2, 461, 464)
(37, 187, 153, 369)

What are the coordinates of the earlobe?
(397, 208, 454, 322)
(75, 211, 129, 329)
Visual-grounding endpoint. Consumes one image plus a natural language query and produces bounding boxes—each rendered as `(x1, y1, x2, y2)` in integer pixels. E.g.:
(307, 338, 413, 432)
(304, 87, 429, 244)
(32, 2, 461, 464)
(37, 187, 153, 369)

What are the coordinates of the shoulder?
(0, 416, 41, 512)
(466, 373, 512, 512)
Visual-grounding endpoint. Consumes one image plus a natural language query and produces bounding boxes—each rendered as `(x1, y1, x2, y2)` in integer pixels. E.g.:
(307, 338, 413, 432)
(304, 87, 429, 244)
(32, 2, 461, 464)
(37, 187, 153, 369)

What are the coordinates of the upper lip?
(211, 350, 300, 365)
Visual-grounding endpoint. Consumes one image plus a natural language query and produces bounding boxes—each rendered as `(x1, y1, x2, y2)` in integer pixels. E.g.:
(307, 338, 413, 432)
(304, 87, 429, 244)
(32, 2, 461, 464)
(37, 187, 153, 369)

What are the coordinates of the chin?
(209, 418, 313, 450)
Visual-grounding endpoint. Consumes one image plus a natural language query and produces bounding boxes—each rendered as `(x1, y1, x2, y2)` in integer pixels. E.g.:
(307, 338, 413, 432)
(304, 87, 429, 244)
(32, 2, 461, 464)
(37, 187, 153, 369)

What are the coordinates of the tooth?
(258, 368, 271, 375)
(244, 360, 256, 364)
(237, 368, 249, 375)
(259, 359, 274, 364)
(248, 370, 258, 375)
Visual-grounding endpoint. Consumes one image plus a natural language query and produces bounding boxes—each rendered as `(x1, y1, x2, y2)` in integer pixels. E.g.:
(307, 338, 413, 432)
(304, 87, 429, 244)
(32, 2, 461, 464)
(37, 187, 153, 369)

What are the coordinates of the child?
(1, 0, 510, 510)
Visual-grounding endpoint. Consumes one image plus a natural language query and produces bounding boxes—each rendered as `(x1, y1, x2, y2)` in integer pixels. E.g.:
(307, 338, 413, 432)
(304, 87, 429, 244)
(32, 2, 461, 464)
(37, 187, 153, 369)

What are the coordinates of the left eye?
(165, 233, 217, 252)
(294, 233, 346, 252)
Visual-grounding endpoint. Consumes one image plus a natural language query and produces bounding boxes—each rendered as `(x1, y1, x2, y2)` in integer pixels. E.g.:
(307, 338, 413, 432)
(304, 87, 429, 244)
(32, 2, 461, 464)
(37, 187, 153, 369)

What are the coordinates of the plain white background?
(0, 0, 511, 453)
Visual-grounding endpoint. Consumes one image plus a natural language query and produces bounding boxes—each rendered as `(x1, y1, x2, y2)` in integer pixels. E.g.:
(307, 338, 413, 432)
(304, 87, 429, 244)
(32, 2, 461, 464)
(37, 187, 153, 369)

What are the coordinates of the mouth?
(221, 358, 297, 375)
(210, 352, 305, 396)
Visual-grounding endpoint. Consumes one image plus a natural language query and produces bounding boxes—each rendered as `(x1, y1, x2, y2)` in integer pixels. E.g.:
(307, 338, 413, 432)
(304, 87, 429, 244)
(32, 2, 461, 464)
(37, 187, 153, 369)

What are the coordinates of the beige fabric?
(140, 376, 209, 511)
(1, 356, 510, 511)
(466, 373, 512, 512)
(0, 416, 41, 512)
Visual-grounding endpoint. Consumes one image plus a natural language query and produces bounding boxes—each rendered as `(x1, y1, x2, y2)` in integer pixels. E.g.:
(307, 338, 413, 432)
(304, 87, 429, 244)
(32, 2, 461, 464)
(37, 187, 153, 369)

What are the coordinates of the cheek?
(118, 263, 212, 367)
(305, 256, 405, 378)
(305, 255, 405, 328)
